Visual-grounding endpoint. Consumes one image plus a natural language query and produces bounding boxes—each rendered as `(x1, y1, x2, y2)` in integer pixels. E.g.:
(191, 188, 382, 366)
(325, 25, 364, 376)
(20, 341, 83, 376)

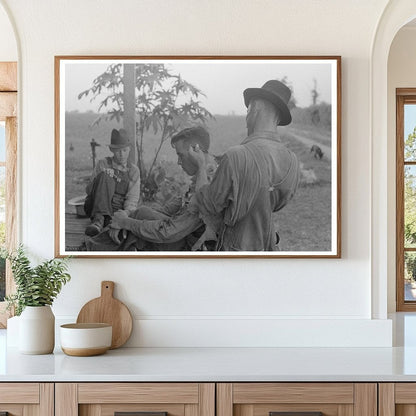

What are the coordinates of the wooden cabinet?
(0, 381, 411, 416)
(379, 383, 416, 416)
(55, 383, 215, 416)
(53, 382, 379, 416)
(0, 383, 53, 415)
(217, 383, 377, 416)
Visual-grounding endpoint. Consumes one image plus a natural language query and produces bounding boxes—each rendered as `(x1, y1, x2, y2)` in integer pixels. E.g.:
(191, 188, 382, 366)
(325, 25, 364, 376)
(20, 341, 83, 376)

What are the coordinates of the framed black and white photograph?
(55, 56, 341, 258)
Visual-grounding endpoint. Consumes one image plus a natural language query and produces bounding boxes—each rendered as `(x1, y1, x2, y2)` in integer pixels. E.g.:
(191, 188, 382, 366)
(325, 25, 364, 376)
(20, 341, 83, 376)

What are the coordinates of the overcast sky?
(406, 104, 416, 138)
(63, 59, 335, 115)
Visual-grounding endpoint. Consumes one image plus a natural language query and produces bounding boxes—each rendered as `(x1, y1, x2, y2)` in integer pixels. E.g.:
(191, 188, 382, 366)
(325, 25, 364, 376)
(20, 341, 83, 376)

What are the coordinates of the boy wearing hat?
(84, 128, 140, 237)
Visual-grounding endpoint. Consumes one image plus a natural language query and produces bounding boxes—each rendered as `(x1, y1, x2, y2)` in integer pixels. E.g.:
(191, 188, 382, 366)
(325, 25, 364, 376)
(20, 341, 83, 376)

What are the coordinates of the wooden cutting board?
(76, 281, 133, 349)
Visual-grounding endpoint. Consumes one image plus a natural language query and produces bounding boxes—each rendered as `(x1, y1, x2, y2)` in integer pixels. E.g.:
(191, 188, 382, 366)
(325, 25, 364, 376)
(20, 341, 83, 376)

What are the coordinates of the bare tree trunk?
(122, 64, 137, 165)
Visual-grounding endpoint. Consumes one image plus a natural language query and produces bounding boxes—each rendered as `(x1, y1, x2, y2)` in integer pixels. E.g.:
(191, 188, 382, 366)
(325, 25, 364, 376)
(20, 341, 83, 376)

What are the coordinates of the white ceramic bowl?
(60, 323, 112, 356)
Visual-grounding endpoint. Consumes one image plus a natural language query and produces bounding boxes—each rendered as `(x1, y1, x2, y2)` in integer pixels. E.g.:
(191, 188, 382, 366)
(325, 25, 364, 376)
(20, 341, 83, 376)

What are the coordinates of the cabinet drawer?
(218, 383, 376, 416)
(0, 383, 53, 415)
(78, 383, 200, 404)
(56, 383, 215, 416)
(0, 383, 39, 403)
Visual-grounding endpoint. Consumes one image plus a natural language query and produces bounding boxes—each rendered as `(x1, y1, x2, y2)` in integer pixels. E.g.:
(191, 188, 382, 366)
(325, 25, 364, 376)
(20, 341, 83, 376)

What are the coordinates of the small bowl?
(60, 323, 112, 356)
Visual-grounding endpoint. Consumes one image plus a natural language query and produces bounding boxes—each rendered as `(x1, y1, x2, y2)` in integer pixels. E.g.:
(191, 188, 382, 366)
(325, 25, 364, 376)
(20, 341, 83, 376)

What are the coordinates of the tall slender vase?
(19, 306, 55, 354)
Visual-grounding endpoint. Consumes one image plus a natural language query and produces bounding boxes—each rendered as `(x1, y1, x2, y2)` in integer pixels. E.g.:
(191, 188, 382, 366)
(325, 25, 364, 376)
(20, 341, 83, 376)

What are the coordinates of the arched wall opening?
(371, 1, 416, 318)
(0, 0, 18, 327)
(387, 19, 416, 312)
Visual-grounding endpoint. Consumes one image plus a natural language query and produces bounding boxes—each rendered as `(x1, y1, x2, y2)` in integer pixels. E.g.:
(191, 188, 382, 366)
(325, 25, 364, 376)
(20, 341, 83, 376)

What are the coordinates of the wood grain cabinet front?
(217, 383, 377, 416)
(379, 383, 416, 416)
(0, 381, 408, 415)
(55, 383, 215, 416)
(0, 383, 53, 416)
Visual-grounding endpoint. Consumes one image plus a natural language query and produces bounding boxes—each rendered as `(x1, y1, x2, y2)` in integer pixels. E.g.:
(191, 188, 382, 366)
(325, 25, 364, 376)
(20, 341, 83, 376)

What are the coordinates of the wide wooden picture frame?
(55, 56, 341, 258)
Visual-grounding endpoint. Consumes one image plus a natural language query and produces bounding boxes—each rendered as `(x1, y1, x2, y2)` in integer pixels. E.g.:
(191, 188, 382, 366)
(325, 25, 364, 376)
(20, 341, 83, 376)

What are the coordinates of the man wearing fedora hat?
(191, 79, 300, 251)
(84, 128, 140, 237)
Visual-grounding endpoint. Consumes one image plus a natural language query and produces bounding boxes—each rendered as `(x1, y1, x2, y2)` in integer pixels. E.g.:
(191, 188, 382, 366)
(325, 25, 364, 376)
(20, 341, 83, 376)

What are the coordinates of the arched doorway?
(0, 0, 18, 327)
(371, 1, 416, 318)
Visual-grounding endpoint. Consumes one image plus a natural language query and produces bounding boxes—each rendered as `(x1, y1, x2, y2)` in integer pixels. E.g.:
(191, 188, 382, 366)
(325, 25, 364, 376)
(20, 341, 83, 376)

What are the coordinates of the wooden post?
(123, 64, 137, 165)
(5, 116, 17, 298)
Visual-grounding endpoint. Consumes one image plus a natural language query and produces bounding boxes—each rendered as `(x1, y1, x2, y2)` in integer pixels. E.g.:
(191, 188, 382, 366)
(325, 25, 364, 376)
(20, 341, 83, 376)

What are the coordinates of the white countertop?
(2, 345, 416, 382)
(3, 313, 416, 382)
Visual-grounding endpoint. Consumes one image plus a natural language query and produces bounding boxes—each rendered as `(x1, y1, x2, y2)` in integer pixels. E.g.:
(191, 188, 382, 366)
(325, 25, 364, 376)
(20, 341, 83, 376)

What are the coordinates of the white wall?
(387, 26, 416, 312)
(0, 0, 393, 347)
(0, 2, 16, 61)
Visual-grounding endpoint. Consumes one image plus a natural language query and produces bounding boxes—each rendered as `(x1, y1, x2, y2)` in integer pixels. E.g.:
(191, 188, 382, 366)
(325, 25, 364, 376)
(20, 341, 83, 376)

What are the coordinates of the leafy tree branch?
(78, 63, 213, 200)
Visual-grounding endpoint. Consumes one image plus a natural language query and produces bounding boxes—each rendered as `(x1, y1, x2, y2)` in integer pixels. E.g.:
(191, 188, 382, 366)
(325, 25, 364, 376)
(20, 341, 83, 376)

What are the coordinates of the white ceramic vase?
(19, 305, 55, 354)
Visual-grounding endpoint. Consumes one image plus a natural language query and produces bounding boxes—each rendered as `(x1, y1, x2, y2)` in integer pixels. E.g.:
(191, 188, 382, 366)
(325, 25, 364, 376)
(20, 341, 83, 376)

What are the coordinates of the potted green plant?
(4, 246, 71, 354)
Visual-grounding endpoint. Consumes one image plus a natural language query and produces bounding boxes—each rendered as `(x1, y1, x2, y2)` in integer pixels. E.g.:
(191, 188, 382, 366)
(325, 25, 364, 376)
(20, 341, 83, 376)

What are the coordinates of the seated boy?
(84, 128, 140, 236)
